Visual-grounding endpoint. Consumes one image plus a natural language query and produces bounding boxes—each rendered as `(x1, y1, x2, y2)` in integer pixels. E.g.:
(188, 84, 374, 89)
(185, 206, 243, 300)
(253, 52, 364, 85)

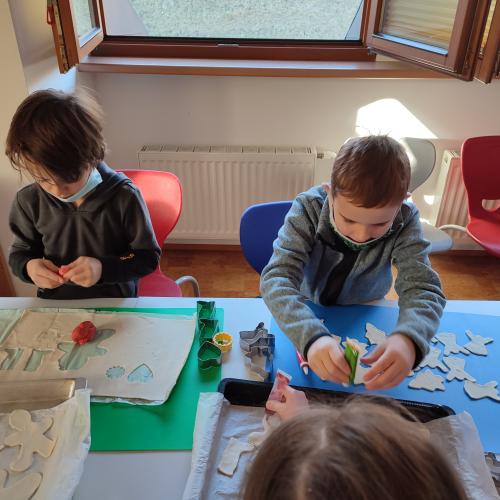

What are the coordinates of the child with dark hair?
(5, 89, 160, 299)
(261, 135, 445, 389)
(243, 387, 467, 500)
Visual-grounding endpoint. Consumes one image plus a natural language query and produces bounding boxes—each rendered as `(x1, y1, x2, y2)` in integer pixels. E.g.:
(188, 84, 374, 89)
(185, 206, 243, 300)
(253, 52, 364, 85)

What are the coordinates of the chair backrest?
(240, 201, 293, 274)
(402, 137, 436, 193)
(117, 169, 182, 245)
(461, 136, 500, 217)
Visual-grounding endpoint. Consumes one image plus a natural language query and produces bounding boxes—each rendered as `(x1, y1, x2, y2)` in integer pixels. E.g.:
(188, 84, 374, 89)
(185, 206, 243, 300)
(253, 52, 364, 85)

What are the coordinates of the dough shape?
(0, 469, 42, 500)
(464, 380, 500, 402)
(218, 438, 254, 476)
(434, 332, 469, 356)
(127, 364, 153, 383)
(416, 348, 448, 373)
(365, 323, 386, 345)
(408, 370, 445, 392)
(464, 330, 493, 356)
(248, 413, 281, 447)
(57, 328, 114, 370)
(443, 357, 476, 382)
(4, 409, 55, 472)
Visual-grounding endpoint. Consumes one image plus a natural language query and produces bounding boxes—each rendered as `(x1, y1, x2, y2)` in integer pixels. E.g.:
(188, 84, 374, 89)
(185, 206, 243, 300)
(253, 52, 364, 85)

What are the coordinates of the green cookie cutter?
(197, 300, 216, 320)
(197, 318, 219, 345)
(198, 341, 222, 370)
(344, 340, 359, 385)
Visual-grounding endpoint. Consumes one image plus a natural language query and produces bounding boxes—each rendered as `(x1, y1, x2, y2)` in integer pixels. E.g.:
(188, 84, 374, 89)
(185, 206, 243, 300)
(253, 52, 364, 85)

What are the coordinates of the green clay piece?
(198, 341, 222, 370)
(344, 341, 359, 385)
(106, 366, 125, 379)
(24, 350, 51, 372)
(0, 348, 23, 370)
(127, 363, 154, 383)
(58, 329, 115, 371)
(197, 301, 216, 320)
(197, 318, 219, 345)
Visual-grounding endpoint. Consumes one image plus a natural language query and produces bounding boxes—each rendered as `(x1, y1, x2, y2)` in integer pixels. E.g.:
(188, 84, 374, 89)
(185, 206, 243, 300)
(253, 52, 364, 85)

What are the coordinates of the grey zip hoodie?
(260, 185, 446, 366)
(9, 162, 161, 299)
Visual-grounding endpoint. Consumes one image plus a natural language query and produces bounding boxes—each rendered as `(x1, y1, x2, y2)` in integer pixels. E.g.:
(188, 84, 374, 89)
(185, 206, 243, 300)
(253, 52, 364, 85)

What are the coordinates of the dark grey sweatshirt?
(9, 162, 161, 299)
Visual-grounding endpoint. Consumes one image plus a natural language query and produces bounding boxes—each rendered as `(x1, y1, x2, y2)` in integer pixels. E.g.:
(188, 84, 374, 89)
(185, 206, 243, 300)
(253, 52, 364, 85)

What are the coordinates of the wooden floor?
(162, 248, 500, 301)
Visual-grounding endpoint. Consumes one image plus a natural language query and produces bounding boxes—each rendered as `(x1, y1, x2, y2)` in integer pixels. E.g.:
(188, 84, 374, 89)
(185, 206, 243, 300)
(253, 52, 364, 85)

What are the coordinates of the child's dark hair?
(5, 89, 105, 183)
(331, 135, 411, 208)
(243, 397, 467, 500)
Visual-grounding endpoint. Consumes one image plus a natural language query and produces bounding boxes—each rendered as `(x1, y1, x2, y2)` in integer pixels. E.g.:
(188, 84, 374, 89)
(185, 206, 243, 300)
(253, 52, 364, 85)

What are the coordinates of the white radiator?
(435, 150, 499, 249)
(138, 145, 322, 243)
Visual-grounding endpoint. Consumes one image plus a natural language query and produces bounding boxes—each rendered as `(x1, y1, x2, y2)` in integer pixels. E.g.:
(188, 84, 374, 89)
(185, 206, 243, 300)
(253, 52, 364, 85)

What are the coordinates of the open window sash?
(476, 0, 500, 82)
(366, 0, 492, 81)
(47, 0, 104, 73)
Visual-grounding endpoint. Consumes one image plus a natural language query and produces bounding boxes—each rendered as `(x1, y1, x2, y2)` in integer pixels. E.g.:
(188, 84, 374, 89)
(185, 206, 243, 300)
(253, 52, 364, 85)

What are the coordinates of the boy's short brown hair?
(331, 135, 411, 208)
(5, 89, 105, 184)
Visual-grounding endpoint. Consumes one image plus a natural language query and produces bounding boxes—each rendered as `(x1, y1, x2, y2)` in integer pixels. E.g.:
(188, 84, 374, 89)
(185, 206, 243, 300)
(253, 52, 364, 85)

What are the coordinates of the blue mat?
(270, 303, 500, 453)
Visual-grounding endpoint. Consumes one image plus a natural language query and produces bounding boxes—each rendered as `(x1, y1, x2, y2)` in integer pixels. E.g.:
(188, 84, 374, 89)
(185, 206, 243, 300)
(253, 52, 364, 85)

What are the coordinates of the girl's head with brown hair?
(5, 88, 105, 185)
(243, 397, 467, 500)
(331, 135, 411, 208)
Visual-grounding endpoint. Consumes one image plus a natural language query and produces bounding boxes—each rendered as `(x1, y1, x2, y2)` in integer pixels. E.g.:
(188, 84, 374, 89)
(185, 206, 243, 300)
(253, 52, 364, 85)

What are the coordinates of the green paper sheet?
(89, 307, 222, 451)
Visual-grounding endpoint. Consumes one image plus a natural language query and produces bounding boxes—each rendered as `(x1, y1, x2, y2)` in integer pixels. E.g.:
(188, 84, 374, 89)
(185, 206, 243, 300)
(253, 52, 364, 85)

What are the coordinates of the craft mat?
(90, 308, 222, 451)
(0, 309, 196, 402)
(270, 303, 500, 453)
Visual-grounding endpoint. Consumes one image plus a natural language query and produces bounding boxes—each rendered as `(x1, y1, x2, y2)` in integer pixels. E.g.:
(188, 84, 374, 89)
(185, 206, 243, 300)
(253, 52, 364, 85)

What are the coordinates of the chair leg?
(438, 224, 467, 232)
(175, 275, 201, 297)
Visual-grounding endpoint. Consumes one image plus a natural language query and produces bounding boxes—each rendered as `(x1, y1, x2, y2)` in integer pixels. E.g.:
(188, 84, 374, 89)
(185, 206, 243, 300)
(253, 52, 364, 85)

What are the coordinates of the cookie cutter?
(197, 318, 219, 345)
(213, 332, 233, 353)
(198, 341, 222, 370)
(239, 322, 275, 381)
(197, 300, 216, 320)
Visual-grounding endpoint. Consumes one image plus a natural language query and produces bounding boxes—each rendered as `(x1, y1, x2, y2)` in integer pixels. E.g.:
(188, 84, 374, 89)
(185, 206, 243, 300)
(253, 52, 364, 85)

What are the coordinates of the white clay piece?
(0, 469, 42, 500)
(408, 370, 445, 392)
(3, 409, 55, 472)
(464, 380, 500, 402)
(416, 348, 448, 373)
(365, 323, 386, 345)
(434, 332, 469, 356)
(464, 330, 493, 356)
(443, 357, 476, 382)
(217, 438, 254, 477)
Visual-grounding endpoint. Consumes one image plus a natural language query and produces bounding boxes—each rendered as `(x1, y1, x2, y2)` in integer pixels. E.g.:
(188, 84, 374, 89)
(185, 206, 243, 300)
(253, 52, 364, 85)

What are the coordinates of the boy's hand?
(361, 333, 416, 390)
(26, 258, 64, 289)
(60, 256, 102, 287)
(265, 386, 309, 421)
(307, 336, 351, 384)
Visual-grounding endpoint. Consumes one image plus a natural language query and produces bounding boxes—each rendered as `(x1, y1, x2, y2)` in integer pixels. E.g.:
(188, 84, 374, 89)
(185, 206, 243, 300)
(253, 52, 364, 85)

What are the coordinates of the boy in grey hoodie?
(5, 89, 160, 299)
(261, 136, 445, 390)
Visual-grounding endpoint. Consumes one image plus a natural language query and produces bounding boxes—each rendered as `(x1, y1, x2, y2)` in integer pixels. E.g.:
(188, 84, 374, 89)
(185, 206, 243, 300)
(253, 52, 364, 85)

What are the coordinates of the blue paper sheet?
(270, 303, 500, 453)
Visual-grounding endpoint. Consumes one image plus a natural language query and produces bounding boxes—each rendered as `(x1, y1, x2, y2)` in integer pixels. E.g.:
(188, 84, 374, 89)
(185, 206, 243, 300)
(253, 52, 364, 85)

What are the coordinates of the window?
(48, 0, 499, 82)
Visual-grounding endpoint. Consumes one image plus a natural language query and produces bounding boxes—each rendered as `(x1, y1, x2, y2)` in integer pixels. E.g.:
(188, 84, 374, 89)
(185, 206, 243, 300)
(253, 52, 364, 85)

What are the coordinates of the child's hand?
(26, 258, 64, 289)
(265, 386, 309, 421)
(307, 336, 351, 384)
(361, 333, 416, 390)
(60, 256, 102, 287)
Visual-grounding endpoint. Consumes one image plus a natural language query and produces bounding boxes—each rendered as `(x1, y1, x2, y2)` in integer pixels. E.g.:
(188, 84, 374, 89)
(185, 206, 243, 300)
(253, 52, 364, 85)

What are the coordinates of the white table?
(0, 297, 498, 500)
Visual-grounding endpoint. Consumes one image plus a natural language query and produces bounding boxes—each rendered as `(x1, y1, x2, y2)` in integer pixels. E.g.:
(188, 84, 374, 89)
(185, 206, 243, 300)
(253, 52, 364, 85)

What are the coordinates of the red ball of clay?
(71, 321, 97, 345)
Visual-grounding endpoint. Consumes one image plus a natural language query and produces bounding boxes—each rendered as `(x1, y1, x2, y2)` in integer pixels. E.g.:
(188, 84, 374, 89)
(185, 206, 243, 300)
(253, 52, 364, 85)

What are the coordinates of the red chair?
(461, 136, 500, 257)
(118, 169, 200, 296)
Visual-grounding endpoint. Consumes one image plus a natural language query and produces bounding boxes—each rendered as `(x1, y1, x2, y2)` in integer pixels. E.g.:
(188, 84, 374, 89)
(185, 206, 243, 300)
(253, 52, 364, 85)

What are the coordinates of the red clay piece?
(71, 321, 97, 345)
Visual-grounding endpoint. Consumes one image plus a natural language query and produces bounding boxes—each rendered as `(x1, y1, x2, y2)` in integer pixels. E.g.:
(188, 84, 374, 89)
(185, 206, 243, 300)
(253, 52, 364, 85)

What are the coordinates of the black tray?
(218, 378, 455, 423)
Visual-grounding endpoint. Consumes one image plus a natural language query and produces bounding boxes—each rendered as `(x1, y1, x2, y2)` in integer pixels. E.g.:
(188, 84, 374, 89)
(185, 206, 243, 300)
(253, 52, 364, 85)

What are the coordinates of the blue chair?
(240, 201, 293, 274)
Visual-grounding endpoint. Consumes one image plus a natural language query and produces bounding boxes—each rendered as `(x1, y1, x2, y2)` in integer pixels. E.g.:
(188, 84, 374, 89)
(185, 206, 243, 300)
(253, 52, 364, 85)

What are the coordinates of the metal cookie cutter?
(197, 300, 216, 320)
(198, 341, 222, 370)
(239, 322, 275, 381)
(197, 318, 219, 345)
